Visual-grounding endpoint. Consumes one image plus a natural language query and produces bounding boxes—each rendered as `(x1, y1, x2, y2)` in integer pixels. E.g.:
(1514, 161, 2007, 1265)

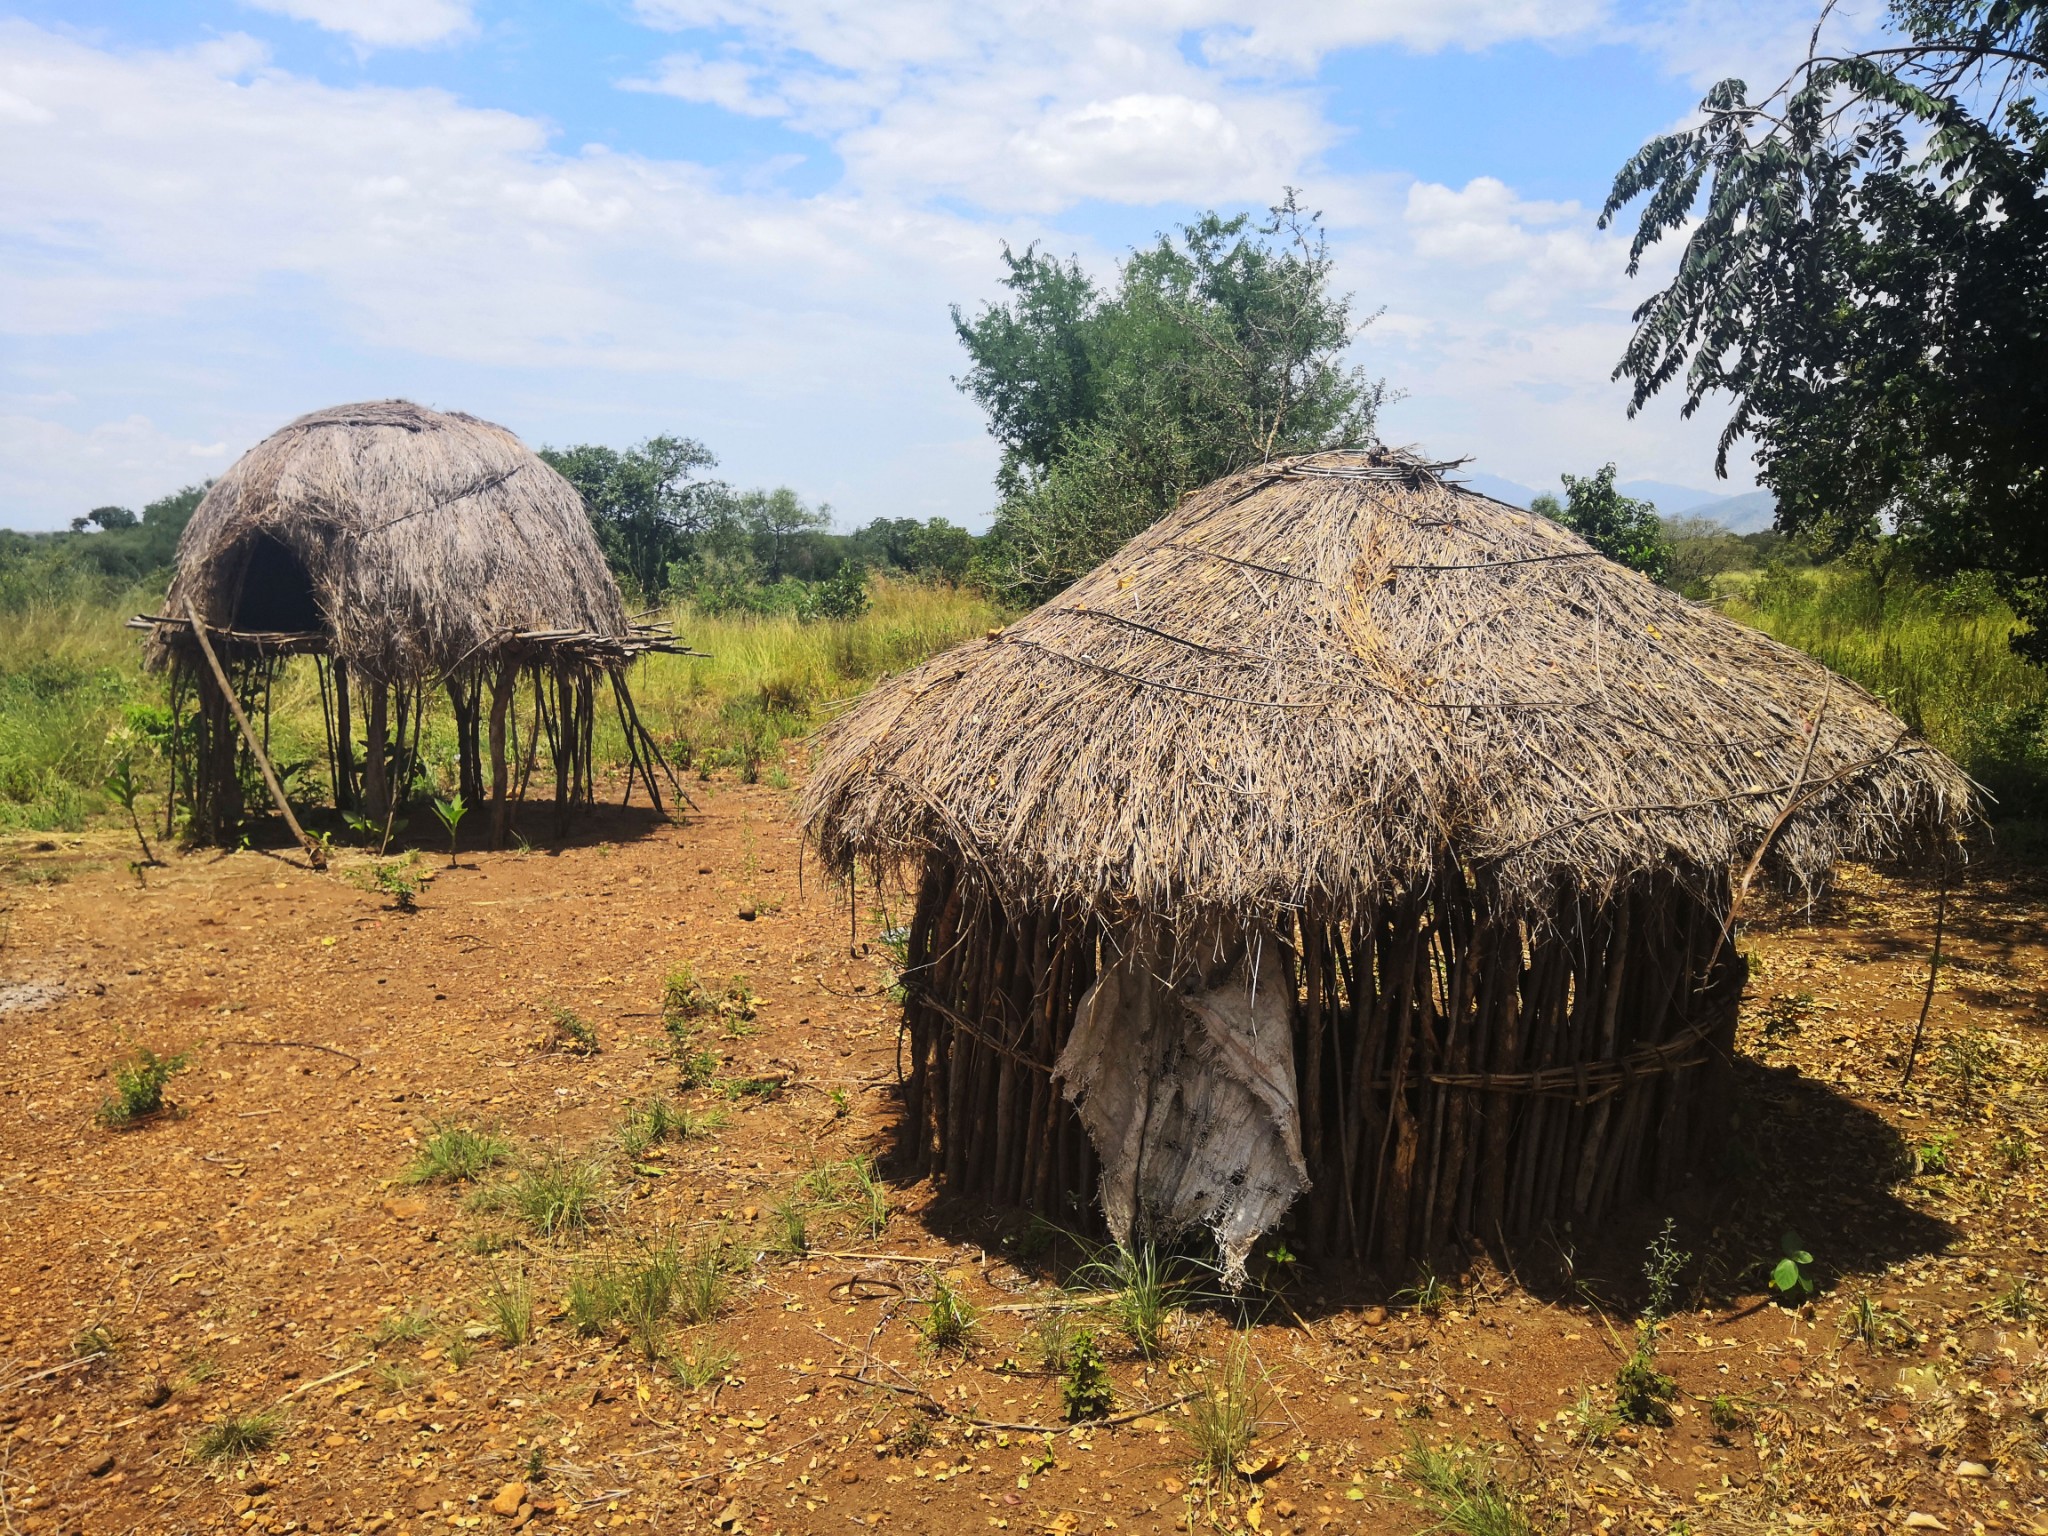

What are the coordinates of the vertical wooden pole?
(488, 660, 514, 848)
(363, 679, 390, 827)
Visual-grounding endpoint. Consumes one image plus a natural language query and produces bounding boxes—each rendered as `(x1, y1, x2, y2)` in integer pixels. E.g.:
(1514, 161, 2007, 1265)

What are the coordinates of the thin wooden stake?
(183, 598, 325, 869)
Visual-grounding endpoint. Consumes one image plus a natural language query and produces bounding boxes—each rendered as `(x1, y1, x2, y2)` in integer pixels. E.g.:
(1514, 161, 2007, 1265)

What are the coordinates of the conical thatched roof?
(804, 449, 1974, 921)
(148, 400, 626, 682)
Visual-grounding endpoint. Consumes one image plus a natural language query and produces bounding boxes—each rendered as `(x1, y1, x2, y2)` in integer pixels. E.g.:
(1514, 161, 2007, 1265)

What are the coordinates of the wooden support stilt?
(182, 598, 325, 869)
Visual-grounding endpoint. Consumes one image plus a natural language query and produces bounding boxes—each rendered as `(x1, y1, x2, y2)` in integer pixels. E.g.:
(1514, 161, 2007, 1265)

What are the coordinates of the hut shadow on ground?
(901, 1057, 1956, 1319)
(223, 798, 685, 860)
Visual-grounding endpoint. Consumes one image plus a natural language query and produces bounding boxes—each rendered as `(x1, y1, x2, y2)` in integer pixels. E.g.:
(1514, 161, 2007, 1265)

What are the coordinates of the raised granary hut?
(138, 400, 688, 848)
(802, 448, 1974, 1280)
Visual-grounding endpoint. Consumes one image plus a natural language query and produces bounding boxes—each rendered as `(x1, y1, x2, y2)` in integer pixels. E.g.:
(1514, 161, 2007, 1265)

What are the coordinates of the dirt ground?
(2, 777, 2046, 1536)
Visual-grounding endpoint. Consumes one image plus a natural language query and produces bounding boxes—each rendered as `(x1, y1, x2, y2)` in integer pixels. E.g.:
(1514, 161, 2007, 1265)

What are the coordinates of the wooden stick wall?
(896, 861, 1744, 1269)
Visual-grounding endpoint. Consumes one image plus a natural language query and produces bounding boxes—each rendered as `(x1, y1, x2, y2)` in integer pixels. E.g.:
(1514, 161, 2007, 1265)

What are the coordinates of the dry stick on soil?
(216, 1039, 363, 1071)
(183, 597, 326, 869)
(1899, 862, 1953, 1090)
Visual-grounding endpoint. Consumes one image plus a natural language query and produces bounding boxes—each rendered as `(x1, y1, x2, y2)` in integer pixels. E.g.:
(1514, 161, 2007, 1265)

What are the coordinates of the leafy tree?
(954, 190, 1390, 603)
(733, 487, 833, 581)
(539, 436, 725, 600)
(71, 506, 138, 532)
(1601, 0, 2048, 659)
(1531, 466, 1672, 582)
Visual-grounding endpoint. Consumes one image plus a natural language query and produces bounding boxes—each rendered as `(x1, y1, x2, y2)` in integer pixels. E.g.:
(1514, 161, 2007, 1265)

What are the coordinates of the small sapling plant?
(430, 793, 467, 867)
(102, 737, 158, 867)
(96, 1045, 190, 1128)
(1613, 1218, 1686, 1426)
(1769, 1230, 1816, 1302)
(1060, 1328, 1114, 1422)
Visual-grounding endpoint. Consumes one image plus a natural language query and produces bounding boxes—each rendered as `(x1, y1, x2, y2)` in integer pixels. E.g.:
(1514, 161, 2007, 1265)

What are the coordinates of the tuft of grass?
(1393, 1263, 1450, 1320)
(480, 1268, 534, 1347)
(95, 1045, 188, 1127)
(675, 1236, 733, 1326)
(193, 1408, 284, 1464)
(768, 1196, 808, 1257)
(670, 1338, 738, 1391)
(1082, 1243, 1183, 1359)
(72, 1321, 117, 1359)
(404, 1122, 512, 1185)
(618, 1096, 718, 1156)
(367, 1306, 436, 1349)
(1185, 1335, 1263, 1475)
(500, 1153, 605, 1240)
(1567, 1388, 1619, 1446)
(916, 1274, 977, 1354)
(1401, 1434, 1533, 1536)
(1841, 1292, 1910, 1352)
(375, 1359, 426, 1394)
(1032, 1309, 1074, 1374)
(800, 1156, 889, 1240)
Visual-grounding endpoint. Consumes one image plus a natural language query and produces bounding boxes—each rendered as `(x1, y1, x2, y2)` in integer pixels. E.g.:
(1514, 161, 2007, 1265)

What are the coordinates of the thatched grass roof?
(147, 400, 627, 682)
(803, 449, 1975, 921)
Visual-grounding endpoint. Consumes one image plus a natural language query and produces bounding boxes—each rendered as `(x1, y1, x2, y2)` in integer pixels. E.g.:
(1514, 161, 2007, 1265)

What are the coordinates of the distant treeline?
(0, 444, 982, 619)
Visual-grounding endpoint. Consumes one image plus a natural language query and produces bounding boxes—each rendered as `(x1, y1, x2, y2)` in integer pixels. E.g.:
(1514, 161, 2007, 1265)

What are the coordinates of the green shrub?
(96, 1046, 189, 1127)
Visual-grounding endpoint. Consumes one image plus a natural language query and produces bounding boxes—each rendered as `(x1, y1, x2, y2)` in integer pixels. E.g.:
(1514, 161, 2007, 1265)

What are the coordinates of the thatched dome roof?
(149, 400, 626, 682)
(804, 449, 1974, 920)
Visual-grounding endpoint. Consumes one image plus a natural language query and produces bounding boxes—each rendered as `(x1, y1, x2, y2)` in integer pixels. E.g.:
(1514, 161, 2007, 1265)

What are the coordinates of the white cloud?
(0, 7, 1781, 528)
(624, 54, 792, 117)
(241, 0, 477, 49)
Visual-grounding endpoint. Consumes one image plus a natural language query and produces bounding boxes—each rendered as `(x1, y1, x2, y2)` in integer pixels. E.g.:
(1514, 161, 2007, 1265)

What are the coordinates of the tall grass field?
(0, 577, 999, 834)
(0, 560, 2041, 837)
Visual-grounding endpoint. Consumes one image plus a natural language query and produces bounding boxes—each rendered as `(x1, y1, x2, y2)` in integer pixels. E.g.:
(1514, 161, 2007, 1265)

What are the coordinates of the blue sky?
(0, 0, 1851, 531)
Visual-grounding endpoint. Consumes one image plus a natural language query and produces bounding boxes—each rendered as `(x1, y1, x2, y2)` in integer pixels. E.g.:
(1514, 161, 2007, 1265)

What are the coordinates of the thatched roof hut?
(140, 401, 682, 846)
(803, 448, 1972, 1277)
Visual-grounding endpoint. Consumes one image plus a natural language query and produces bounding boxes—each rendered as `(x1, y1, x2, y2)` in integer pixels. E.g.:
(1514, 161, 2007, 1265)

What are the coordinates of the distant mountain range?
(1458, 471, 1778, 534)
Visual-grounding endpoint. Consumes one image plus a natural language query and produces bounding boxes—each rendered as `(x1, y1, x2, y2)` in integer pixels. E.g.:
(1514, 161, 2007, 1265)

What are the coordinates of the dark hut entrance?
(229, 532, 322, 634)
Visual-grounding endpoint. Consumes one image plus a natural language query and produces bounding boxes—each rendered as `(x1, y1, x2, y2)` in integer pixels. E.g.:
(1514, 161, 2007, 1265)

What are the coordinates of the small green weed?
(375, 1359, 426, 1393)
(95, 1045, 189, 1127)
(1915, 1132, 1957, 1175)
(670, 1339, 738, 1391)
(1707, 1394, 1748, 1434)
(430, 793, 467, 866)
(1393, 1263, 1450, 1320)
(1938, 1030, 1999, 1103)
(1994, 1277, 2036, 1322)
(498, 1153, 604, 1240)
(1613, 1338, 1677, 1426)
(676, 1236, 732, 1325)
(192, 1408, 284, 1464)
(1841, 1292, 1910, 1351)
(800, 1156, 889, 1239)
(545, 1005, 599, 1055)
(1402, 1433, 1533, 1536)
(1185, 1335, 1262, 1474)
(1759, 991, 1815, 1039)
(917, 1274, 977, 1354)
(617, 1097, 716, 1156)
(404, 1122, 512, 1185)
(1997, 1134, 2033, 1171)
(367, 1306, 435, 1349)
(676, 1045, 723, 1090)
(768, 1196, 808, 1256)
(72, 1321, 116, 1359)
(1032, 1308, 1074, 1373)
(480, 1269, 533, 1347)
(1567, 1388, 1619, 1445)
(351, 857, 421, 912)
(1769, 1230, 1817, 1301)
(1060, 1327, 1114, 1422)
(1083, 1243, 1182, 1360)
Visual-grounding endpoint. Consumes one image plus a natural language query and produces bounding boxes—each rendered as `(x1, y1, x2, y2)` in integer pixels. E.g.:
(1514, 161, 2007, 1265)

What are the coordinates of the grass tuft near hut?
(802, 448, 1975, 1276)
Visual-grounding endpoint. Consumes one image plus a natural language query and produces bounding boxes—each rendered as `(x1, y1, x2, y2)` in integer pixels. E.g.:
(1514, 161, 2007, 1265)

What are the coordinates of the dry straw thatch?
(803, 448, 1974, 1269)
(147, 399, 628, 683)
(142, 400, 682, 845)
(806, 448, 1971, 922)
